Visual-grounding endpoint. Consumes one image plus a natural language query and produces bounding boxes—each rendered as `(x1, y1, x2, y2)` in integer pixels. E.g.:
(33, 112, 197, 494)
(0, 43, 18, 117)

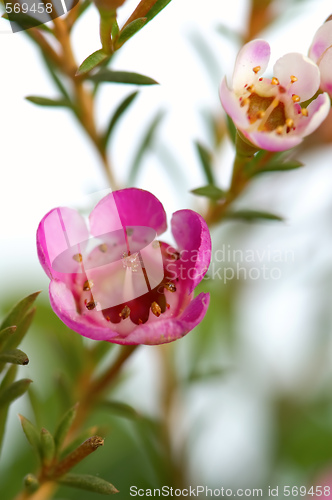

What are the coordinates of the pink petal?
(309, 21, 332, 63)
(171, 210, 211, 294)
(49, 280, 119, 341)
(219, 77, 250, 129)
(273, 53, 320, 101)
(37, 207, 89, 280)
(232, 39, 270, 91)
(296, 92, 330, 137)
(113, 293, 210, 345)
(247, 131, 303, 152)
(89, 188, 167, 237)
(319, 47, 332, 95)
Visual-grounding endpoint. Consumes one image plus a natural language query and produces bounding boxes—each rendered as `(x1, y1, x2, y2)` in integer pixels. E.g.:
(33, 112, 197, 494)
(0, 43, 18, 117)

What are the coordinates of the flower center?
(240, 71, 309, 135)
(79, 239, 179, 327)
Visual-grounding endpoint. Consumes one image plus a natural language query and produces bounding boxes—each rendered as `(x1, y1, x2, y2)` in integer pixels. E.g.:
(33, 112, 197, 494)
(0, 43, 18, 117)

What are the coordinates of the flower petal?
(246, 130, 303, 152)
(273, 53, 320, 101)
(37, 207, 89, 280)
(89, 188, 167, 237)
(219, 77, 250, 129)
(318, 47, 332, 95)
(309, 21, 332, 63)
(296, 92, 330, 137)
(232, 39, 270, 91)
(113, 292, 210, 345)
(49, 280, 119, 341)
(171, 210, 211, 294)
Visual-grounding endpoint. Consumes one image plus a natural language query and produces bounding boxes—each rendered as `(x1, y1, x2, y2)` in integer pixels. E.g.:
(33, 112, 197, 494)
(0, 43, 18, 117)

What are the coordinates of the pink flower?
(219, 40, 330, 151)
(37, 189, 211, 345)
(309, 20, 332, 97)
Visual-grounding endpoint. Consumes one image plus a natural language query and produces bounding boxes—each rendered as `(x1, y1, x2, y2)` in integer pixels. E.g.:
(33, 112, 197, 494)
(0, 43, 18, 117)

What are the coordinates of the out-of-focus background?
(1, 0, 332, 498)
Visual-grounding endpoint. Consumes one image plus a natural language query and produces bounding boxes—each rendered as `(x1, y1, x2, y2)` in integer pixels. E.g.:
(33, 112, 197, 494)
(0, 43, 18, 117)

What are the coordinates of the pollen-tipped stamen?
(151, 302, 162, 317)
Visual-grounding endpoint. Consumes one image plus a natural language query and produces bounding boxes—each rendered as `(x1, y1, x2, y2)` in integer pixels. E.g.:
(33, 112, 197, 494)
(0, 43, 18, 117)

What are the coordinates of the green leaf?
(0, 326, 16, 349)
(0, 365, 18, 392)
(40, 428, 55, 466)
(145, 0, 172, 23)
(103, 91, 139, 147)
(191, 184, 225, 201)
(128, 110, 165, 183)
(26, 96, 71, 107)
(1, 11, 53, 33)
(250, 160, 304, 176)
(89, 69, 159, 85)
(4, 307, 36, 351)
(226, 114, 237, 145)
(100, 400, 140, 419)
(76, 49, 108, 76)
(58, 473, 118, 495)
(0, 379, 31, 407)
(41, 55, 71, 101)
(0, 291, 40, 332)
(0, 365, 18, 453)
(19, 414, 41, 456)
(224, 210, 284, 222)
(0, 349, 29, 365)
(117, 18, 147, 48)
(54, 403, 78, 454)
(195, 141, 215, 185)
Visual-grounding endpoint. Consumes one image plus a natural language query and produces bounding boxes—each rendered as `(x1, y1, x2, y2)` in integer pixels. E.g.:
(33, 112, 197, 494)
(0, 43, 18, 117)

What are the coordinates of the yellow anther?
(164, 282, 176, 293)
(292, 95, 300, 102)
(301, 107, 308, 117)
(286, 118, 294, 128)
(290, 75, 298, 83)
(240, 98, 250, 108)
(86, 300, 97, 310)
(276, 126, 284, 135)
(83, 280, 94, 291)
(271, 77, 279, 85)
(253, 66, 261, 74)
(151, 301, 162, 317)
(257, 110, 266, 119)
(73, 253, 83, 263)
(119, 305, 131, 319)
(246, 85, 254, 93)
(99, 243, 108, 253)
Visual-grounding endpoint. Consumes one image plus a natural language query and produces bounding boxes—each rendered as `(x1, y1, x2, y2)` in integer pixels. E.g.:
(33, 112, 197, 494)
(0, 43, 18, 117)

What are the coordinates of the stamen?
(285, 118, 294, 128)
(240, 98, 250, 108)
(253, 66, 261, 74)
(290, 75, 298, 83)
(166, 303, 170, 309)
(246, 85, 254, 93)
(292, 95, 300, 103)
(83, 280, 94, 291)
(86, 300, 97, 310)
(259, 78, 263, 81)
(138, 319, 143, 325)
(164, 282, 176, 293)
(271, 77, 279, 85)
(257, 110, 265, 119)
(73, 253, 83, 263)
(276, 126, 284, 135)
(151, 301, 162, 317)
(99, 244, 108, 253)
(119, 305, 131, 319)
(301, 108, 308, 117)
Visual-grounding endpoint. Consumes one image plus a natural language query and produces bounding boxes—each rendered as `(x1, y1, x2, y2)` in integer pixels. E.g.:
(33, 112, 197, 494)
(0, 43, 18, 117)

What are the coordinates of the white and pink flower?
(309, 20, 332, 97)
(219, 40, 330, 151)
(36, 189, 211, 346)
